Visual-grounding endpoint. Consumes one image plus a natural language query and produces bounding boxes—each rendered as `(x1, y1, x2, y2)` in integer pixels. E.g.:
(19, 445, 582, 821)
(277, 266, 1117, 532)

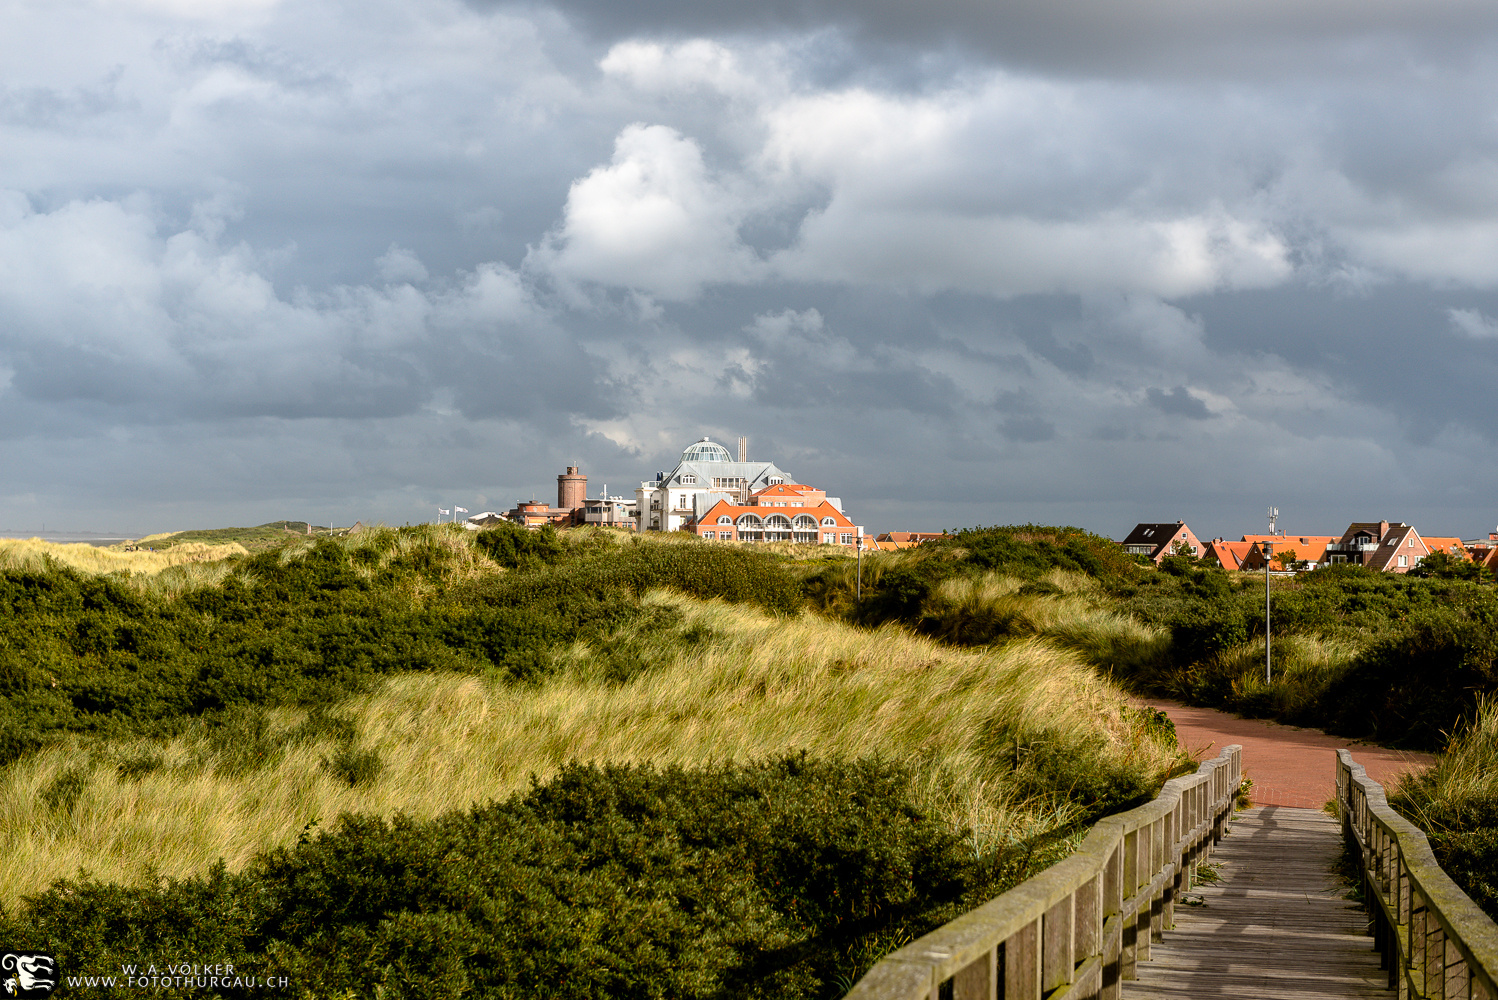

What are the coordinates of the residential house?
(873, 531, 949, 550)
(687, 482, 863, 547)
(1323, 520, 1429, 572)
(1421, 536, 1470, 561)
(1202, 538, 1253, 570)
(1240, 535, 1338, 572)
(1119, 521, 1203, 563)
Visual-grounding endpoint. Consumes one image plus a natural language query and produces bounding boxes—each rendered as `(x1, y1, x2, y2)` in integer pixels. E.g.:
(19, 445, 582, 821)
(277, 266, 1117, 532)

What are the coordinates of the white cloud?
(376, 244, 429, 284)
(532, 123, 765, 300)
(600, 39, 772, 100)
(1448, 307, 1498, 339)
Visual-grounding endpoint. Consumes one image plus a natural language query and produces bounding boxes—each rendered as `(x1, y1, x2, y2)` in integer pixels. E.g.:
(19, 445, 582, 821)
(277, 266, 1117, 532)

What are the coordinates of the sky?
(4, 0, 1498, 540)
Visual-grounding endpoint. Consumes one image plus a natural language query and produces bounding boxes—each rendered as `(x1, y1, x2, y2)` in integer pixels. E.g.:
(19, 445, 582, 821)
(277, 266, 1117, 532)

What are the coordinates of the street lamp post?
(1265, 505, 1278, 684)
(856, 526, 864, 602)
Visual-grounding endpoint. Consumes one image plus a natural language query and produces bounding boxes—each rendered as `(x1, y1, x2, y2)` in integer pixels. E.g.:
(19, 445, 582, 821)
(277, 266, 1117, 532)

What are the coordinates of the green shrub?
(3, 755, 1053, 1000)
(41, 764, 88, 816)
(321, 745, 383, 787)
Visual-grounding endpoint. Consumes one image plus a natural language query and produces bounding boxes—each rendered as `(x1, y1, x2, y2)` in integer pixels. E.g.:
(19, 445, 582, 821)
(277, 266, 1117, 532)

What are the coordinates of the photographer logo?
(1, 952, 58, 998)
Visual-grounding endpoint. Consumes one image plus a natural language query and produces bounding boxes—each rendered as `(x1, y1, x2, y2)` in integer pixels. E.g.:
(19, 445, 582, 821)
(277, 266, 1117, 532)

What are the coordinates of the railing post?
(1004, 918, 1041, 1000)
(1041, 895, 1074, 994)
(1103, 840, 1123, 1000)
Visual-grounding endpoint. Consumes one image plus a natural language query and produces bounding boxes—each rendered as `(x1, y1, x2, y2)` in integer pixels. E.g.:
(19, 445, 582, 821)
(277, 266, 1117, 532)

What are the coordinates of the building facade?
(635, 438, 799, 533)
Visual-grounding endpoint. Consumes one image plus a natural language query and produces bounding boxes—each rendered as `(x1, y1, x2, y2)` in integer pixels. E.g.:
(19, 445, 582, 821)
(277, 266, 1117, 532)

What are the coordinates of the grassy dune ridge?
(0, 536, 249, 576)
(0, 592, 1181, 912)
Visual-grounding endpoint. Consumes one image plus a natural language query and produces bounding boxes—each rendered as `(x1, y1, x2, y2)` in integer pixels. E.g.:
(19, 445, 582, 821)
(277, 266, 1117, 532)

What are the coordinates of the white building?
(636, 438, 796, 533)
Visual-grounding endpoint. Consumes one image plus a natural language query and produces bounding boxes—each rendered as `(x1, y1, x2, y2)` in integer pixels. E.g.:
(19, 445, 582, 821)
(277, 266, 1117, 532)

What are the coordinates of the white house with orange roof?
(688, 488, 863, 547)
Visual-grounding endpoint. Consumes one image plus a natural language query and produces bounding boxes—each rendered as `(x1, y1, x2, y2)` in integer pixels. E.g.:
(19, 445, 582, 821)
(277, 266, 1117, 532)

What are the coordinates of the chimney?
(1379, 519, 1389, 539)
(738, 436, 747, 462)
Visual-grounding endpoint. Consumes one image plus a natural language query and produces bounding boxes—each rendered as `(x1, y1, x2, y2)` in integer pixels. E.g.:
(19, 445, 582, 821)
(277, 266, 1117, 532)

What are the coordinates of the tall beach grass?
(0, 590, 1185, 912)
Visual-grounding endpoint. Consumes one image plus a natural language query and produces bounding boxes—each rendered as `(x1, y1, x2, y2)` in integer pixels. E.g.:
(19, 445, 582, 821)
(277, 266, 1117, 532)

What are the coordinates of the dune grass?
(0, 590, 1185, 913)
(0, 537, 248, 577)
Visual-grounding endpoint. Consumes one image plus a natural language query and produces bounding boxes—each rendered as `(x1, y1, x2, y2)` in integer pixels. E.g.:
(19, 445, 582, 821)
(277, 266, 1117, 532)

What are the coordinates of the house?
(1240, 535, 1338, 572)
(875, 531, 949, 549)
(687, 483, 863, 547)
(1119, 521, 1203, 563)
(1202, 539, 1253, 570)
(1420, 537, 1470, 561)
(1322, 520, 1429, 572)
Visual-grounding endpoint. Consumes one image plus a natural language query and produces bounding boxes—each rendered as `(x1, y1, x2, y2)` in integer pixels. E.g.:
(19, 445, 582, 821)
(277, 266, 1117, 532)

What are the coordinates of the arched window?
(717, 515, 733, 525)
(793, 515, 817, 529)
(765, 514, 792, 529)
(737, 514, 763, 528)
(821, 517, 836, 526)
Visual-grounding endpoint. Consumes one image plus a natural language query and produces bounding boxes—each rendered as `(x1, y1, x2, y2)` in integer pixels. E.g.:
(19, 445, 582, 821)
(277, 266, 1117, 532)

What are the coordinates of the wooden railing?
(842, 745, 1241, 1000)
(1337, 750, 1498, 1000)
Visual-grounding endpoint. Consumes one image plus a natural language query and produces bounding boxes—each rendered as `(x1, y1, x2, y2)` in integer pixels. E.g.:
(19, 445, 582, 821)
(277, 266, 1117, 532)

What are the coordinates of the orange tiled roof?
(1204, 540, 1253, 570)
(1422, 537, 1469, 560)
(695, 498, 853, 528)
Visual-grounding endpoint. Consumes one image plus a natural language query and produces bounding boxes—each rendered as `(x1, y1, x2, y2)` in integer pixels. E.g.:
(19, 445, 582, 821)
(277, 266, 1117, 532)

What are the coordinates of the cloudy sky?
(4, 0, 1498, 539)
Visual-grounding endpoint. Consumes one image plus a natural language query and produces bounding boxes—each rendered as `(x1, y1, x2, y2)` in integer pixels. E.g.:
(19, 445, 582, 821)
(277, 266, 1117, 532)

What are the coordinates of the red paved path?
(1144, 699, 1435, 809)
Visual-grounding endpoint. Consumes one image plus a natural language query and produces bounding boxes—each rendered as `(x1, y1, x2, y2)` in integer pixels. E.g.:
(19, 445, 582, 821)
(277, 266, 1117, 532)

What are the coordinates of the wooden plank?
(1125, 805, 1389, 999)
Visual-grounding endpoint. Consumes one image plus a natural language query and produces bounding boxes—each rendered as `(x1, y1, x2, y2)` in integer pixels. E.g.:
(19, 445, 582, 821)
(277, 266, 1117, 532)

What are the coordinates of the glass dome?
(680, 438, 733, 463)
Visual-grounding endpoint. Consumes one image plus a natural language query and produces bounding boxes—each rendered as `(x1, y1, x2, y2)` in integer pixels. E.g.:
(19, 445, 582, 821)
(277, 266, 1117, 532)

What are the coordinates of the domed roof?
(681, 437, 733, 463)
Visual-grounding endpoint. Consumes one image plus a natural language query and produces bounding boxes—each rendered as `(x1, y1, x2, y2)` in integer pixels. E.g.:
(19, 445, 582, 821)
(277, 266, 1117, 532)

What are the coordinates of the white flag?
(439, 508, 450, 516)
(455, 506, 469, 513)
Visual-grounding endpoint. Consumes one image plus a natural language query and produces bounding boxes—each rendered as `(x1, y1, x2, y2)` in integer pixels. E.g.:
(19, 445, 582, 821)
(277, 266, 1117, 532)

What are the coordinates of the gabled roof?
(1203, 540, 1252, 570)
(1364, 524, 1426, 571)
(1119, 521, 1197, 560)
(879, 531, 948, 544)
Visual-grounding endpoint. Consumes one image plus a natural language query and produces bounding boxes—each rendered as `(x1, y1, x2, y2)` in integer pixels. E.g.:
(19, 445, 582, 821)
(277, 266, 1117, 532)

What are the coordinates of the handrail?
(1337, 749, 1498, 1000)
(842, 745, 1241, 1000)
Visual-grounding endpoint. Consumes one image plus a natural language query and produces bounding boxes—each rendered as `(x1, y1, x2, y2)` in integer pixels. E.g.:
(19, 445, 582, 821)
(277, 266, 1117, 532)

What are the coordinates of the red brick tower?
(558, 466, 587, 511)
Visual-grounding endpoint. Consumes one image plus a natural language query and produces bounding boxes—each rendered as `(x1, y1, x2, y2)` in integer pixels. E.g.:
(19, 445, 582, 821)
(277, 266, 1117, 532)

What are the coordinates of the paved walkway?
(1144, 700, 1434, 808)
(1126, 806, 1388, 999)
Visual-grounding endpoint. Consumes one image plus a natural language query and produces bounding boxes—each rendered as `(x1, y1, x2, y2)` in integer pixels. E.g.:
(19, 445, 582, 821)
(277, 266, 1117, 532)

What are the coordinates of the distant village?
(450, 435, 944, 551)
(1121, 520, 1498, 574)
(447, 435, 1498, 574)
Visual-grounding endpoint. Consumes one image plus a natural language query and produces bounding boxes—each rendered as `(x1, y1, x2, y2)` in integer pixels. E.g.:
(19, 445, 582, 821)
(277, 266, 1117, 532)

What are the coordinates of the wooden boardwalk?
(1126, 805, 1390, 999)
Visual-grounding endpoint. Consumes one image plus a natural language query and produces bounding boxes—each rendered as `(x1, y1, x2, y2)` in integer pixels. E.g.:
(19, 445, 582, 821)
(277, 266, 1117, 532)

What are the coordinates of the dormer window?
(718, 515, 732, 525)
(680, 474, 697, 485)
(821, 517, 836, 526)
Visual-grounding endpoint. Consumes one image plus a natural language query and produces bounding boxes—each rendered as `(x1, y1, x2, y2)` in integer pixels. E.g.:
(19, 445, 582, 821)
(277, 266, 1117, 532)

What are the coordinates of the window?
(703, 531, 715, 539)
(840, 533, 853, 545)
(769, 477, 783, 485)
(677, 495, 691, 509)
(717, 515, 732, 525)
(737, 514, 763, 527)
(823, 534, 835, 543)
(791, 501, 803, 507)
(680, 474, 697, 485)
(1398, 555, 1407, 567)
(821, 517, 836, 526)
(1407, 538, 1414, 547)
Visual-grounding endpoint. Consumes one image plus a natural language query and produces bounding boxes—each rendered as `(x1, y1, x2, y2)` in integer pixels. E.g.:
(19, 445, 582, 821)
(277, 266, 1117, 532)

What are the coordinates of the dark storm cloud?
(529, 0, 1498, 75)
(1186, 284, 1498, 442)
(1146, 386, 1214, 420)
